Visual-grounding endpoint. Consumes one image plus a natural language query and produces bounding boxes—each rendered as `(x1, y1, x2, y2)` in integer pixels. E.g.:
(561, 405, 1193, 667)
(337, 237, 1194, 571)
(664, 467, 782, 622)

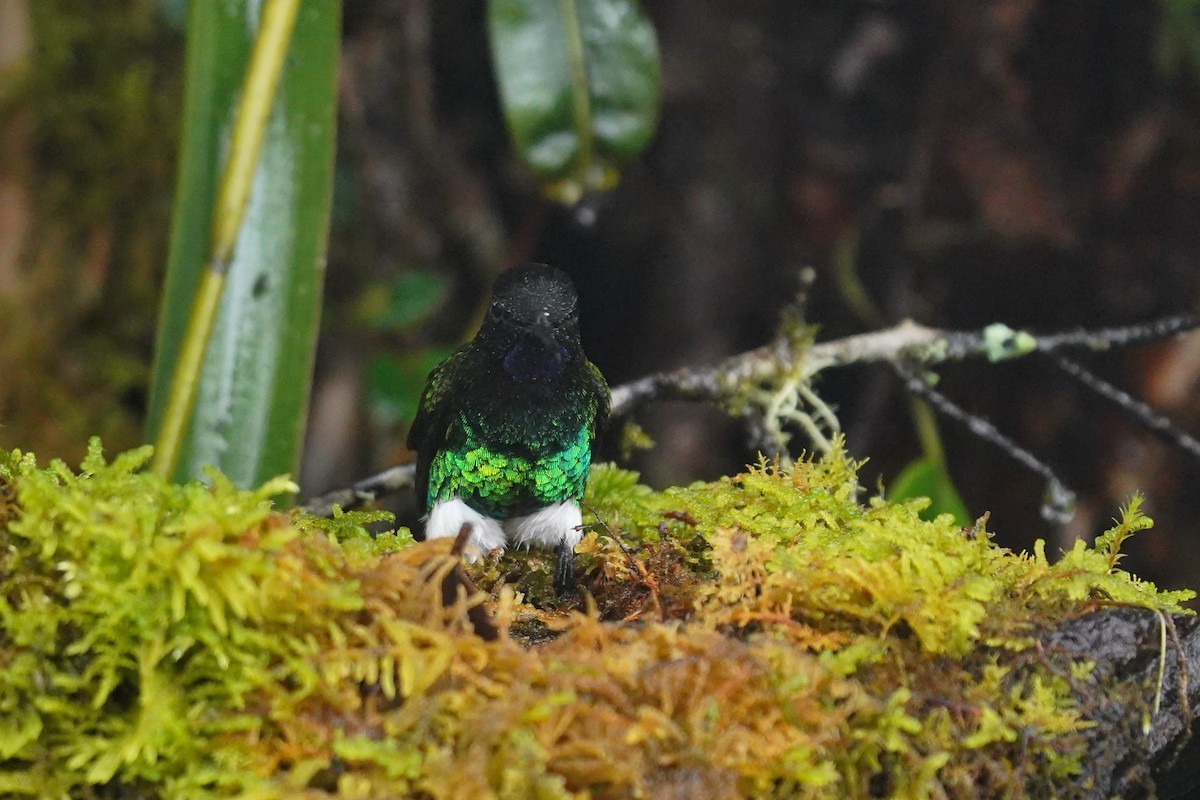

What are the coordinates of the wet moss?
(0, 439, 1192, 798)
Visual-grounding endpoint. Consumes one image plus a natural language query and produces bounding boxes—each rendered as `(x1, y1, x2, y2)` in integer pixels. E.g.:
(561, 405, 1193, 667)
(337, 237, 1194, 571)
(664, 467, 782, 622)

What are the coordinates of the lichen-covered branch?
(610, 312, 1200, 418)
(608, 312, 1200, 512)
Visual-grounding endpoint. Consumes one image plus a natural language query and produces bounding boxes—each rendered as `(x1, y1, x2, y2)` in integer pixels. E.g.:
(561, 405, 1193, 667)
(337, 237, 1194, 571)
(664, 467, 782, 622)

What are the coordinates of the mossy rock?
(0, 440, 1193, 798)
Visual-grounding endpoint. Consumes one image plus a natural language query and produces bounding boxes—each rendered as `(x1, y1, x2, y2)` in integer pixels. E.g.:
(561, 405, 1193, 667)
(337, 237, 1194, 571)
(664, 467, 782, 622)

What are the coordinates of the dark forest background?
(2, 0, 1199, 601)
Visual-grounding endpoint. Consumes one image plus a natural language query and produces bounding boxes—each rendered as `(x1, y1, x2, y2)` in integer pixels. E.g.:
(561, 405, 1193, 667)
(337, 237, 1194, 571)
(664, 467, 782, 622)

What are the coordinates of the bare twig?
(301, 464, 415, 516)
(1048, 354, 1200, 461)
(893, 364, 1076, 523)
(437, 522, 499, 641)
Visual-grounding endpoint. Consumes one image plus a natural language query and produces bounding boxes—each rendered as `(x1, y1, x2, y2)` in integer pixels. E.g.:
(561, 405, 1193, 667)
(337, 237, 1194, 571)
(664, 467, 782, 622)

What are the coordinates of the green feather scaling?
(428, 421, 594, 519)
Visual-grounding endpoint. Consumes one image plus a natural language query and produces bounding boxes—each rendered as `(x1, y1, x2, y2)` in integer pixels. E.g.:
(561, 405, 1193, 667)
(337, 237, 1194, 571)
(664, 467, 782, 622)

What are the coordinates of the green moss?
(0, 439, 1192, 798)
(0, 440, 473, 797)
(295, 505, 413, 559)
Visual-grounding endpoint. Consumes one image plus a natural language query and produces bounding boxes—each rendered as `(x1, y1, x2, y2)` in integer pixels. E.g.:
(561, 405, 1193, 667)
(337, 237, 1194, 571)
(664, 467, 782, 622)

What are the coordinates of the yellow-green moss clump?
(0, 439, 1193, 798)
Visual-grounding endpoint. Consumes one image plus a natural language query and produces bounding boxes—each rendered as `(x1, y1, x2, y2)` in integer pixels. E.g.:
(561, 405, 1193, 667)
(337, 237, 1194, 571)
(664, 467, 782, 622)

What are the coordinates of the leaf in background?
(360, 271, 447, 332)
(888, 457, 972, 526)
(157, 0, 188, 30)
(1156, 0, 1200, 78)
(146, 0, 340, 489)
(367, 348, 455, 428)
(488, 0, 661, 204)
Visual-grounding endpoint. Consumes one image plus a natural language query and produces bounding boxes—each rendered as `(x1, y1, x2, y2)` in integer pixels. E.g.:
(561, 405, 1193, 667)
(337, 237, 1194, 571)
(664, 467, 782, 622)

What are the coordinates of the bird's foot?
(554, 541, 576, 595)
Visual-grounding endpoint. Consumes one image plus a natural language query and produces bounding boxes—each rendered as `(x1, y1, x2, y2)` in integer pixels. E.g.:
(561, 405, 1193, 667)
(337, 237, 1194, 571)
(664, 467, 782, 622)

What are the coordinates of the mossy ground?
(0, 440, 1192, 798)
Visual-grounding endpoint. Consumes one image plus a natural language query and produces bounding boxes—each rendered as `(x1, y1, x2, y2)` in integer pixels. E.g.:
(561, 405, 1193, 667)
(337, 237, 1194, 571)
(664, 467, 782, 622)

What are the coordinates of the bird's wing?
(587, 361, 611, 443)
(407, 348, 465, 515)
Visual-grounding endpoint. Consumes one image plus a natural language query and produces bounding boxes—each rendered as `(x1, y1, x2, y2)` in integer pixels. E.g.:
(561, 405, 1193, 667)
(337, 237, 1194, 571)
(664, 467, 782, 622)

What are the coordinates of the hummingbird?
(407, 263, 610, 592)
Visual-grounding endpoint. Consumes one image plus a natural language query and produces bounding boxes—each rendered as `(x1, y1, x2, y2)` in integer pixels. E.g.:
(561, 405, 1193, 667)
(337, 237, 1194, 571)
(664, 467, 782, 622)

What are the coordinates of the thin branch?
(438, 523, 499, 640)
(302, 313, 1200, 515)
(611, 313, 1200, 418)
(1035, 313, 1200, 353)
(301, 464, 414, 516)
(893, 363, 1076, 524)
(1048, 354, 1200, 461)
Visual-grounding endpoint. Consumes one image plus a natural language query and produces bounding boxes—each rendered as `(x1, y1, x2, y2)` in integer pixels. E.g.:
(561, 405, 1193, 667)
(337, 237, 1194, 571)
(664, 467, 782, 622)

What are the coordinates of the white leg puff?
(504, 501, 584, 551)
(425, 498, 507, 562)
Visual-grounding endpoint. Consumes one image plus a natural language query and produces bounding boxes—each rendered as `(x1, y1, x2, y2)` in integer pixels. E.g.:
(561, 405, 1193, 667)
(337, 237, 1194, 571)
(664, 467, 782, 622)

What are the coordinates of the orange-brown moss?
(0, 440, 1192, 798)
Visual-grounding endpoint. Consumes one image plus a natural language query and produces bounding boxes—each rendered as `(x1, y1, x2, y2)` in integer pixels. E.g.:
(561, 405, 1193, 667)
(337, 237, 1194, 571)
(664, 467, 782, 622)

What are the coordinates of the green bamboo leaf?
(888, 457, 972, 527)
(147, 0, 340, 489)
(488, 0, 661, 204)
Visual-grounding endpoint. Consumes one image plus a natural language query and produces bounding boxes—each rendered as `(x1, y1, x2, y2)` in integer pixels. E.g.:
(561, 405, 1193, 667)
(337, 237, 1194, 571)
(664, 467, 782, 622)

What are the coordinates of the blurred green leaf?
(158, 0, 188, 29)
(888, 457, 971, 526)
(146, 0, 341, 489)
(487, 0, 661, 204)
(1157, 0, 1200, 78)
(367, 348, 455, 427)
(366, 271, 447, 331)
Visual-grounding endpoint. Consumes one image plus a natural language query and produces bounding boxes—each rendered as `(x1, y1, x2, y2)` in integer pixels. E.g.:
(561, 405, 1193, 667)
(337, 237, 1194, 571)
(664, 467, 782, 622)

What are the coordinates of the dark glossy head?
(483, 263, 582, 382)
(488, 263, 579, 329)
